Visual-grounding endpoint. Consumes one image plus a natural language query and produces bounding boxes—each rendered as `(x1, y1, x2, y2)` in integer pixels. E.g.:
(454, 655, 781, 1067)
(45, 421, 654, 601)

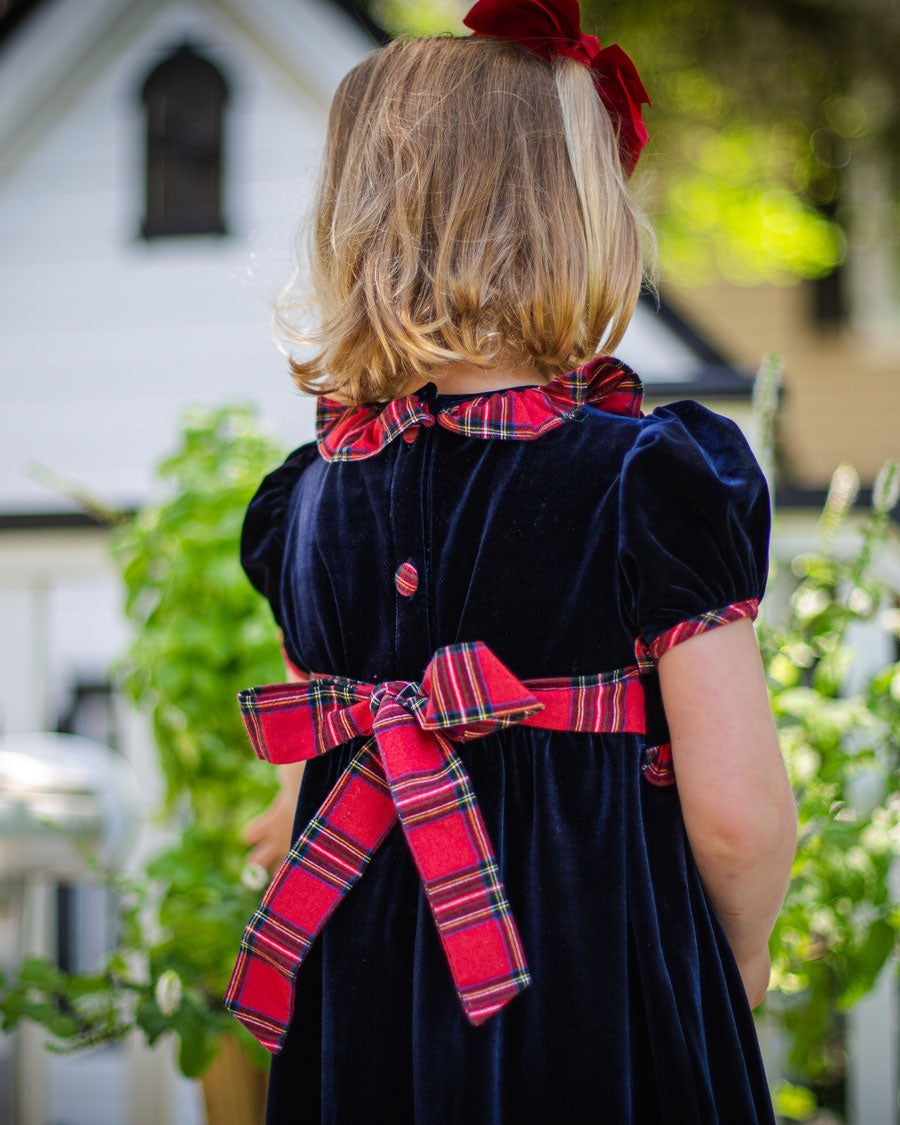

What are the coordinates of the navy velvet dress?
(239, 360, 775, 1124)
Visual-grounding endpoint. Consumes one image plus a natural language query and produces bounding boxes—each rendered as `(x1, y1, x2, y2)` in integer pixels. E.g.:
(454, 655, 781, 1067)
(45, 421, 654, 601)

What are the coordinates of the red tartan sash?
(224, 641, 647, 1053)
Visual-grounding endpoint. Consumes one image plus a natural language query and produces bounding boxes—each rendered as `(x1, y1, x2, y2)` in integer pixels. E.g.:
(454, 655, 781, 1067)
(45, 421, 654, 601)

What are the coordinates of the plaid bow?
(463, 0, 651, 177)
(225, 641, 648, 1052)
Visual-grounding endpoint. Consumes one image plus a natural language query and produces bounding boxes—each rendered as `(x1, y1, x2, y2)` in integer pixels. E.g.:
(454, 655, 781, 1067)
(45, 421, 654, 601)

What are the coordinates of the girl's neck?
(403, 360, 552, 397)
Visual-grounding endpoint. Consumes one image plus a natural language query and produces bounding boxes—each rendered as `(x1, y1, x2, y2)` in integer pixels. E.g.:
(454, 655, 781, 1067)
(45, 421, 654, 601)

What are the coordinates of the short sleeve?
(240, 442, 319, 630)
(618, 402, 770, 661)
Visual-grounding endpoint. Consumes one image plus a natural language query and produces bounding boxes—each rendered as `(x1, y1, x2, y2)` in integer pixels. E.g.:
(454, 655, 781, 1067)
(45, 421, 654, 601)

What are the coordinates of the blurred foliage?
(369, 0, 900, 286)
(113, 405, 284, 823)
(370, 0, 464, 34)
(591, 0, 898, 286)
(0, 406, 286, 1077)
(753, 361, 900, 1118)
(759, 458, 900, 1114)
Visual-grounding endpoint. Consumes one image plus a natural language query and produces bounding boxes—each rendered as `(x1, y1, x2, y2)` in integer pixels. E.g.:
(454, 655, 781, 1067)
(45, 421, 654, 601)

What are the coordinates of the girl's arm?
(243, 661, 307, 870)
(657, 617, 797, 1007)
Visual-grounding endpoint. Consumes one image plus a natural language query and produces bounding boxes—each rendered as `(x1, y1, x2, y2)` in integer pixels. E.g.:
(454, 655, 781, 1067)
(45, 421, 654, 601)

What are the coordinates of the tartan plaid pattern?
(635, 598, 760, 664)
(371, 693, 532, 1023)
(641, 742, 675, 787)
(315, 357, 643, 462)
(224, 742, 393, 1050)
(316, 393, 436, 462)
(394, 560, 419, 597)
(516, 665, 648, 738)
(224, 641, 649, 1053)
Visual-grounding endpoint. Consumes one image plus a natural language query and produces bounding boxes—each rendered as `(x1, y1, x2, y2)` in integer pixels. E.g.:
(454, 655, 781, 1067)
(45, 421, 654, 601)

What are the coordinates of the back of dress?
(240, 360, 775, 1124)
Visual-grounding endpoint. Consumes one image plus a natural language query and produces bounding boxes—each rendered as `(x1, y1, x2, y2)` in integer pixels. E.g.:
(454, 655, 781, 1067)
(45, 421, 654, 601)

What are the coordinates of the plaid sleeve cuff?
(639, 598, 760, 664)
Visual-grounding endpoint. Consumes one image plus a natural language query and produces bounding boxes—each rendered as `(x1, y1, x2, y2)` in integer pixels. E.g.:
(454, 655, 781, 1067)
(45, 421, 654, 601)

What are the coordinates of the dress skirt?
(264, 730, 774, 1124)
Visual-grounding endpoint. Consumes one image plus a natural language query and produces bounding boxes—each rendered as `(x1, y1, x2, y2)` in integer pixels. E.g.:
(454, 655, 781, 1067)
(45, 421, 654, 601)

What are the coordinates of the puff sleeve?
(240, 442, 319, 631)
(618, 402, 770, 662)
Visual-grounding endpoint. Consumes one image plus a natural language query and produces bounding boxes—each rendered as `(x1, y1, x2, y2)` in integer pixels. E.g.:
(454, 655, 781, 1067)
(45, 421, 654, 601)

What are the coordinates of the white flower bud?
(793, 587, 829, 621)
(817, 463, 860, 549)
(240, 862, 269, 892)
(752, 353, 782, 418)
(154, 969, 182, 1016)
(826, 463, 860, 515)
(787, 642, 815, 668)
(847, 587, 874, 616)
(879, 608, 900, 635)
(873, 461, 900, 515)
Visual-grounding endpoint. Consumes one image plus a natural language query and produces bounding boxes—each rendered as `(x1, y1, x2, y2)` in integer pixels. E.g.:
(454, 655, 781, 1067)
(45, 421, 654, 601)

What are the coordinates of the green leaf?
(135, 996, 171, 1045)
(773, 1080, 817, 1120)
(17, 958, 65, 991)
(46, 1013, 80, 1039)
(177, 1027, 218, 1078)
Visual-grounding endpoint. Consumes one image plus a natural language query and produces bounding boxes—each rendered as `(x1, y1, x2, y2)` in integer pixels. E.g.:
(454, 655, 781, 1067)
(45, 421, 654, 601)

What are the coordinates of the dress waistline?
(224, 640, 652, 1054)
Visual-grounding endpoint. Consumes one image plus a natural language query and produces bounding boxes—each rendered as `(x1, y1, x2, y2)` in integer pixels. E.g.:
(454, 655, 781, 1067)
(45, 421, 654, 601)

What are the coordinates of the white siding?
(0, 0, 369, 515)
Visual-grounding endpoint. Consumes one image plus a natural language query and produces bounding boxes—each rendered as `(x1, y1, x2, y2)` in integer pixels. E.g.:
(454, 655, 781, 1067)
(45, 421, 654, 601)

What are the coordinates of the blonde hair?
(279, 35, 650, 404)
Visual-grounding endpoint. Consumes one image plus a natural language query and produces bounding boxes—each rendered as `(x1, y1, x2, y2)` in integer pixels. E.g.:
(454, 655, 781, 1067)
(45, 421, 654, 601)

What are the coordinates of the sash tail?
(224, 742, 397, 1052)
(372, 702, 531, 1026)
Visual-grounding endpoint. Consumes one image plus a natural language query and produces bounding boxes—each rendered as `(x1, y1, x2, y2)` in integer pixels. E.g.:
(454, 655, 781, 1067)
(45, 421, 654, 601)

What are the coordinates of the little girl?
(231, 1, 797, 1121)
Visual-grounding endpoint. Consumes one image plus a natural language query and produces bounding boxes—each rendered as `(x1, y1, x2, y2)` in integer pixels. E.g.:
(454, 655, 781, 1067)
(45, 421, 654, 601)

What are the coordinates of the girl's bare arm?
(658, 617, 797, 1007)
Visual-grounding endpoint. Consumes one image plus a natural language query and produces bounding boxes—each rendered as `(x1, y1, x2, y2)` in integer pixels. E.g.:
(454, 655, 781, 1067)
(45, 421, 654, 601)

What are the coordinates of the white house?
(0, 1, 380, 1121)
(0, 1, 897, 1122)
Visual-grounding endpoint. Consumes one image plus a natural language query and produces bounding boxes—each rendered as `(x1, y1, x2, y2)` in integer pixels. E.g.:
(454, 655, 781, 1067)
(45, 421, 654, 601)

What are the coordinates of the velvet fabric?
(241, 379, 774, 1124)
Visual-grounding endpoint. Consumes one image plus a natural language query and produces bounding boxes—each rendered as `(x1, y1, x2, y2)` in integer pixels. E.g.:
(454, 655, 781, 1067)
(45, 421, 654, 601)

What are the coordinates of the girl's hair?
(278, 35, 650, 404)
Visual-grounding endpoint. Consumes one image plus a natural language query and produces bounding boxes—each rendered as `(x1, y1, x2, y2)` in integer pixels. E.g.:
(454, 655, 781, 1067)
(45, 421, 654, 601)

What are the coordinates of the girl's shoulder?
(621, 397, 765, 483)
(240, 441, 319, 610)
(616, 398, 771, 658)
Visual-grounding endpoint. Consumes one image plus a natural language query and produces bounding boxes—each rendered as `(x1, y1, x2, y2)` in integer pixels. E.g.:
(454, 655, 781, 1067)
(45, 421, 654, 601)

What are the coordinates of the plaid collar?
(315, 356, 643, 462)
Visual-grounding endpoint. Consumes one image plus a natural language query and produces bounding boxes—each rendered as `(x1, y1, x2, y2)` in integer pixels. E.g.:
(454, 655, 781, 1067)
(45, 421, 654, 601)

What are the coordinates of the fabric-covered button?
(641, 742, 675, 787)
(402, 426, 419, 444)
(395, 561, 419, 597)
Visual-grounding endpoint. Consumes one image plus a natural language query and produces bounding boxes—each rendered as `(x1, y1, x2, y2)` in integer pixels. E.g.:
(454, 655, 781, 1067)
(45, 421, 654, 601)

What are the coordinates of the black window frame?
(139, 43, 229, 240)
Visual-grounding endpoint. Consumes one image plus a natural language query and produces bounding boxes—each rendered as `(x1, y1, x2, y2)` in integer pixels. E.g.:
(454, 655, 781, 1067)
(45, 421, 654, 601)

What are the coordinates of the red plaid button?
(395, 561, 419, 597)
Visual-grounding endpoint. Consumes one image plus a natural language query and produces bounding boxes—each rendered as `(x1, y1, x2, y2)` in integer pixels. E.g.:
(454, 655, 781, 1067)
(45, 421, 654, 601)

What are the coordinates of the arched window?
(140, 44, 228, 239)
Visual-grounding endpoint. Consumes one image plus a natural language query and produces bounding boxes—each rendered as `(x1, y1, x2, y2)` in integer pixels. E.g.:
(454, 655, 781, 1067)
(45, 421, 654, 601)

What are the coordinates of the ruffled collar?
(315, 356, 643, 462)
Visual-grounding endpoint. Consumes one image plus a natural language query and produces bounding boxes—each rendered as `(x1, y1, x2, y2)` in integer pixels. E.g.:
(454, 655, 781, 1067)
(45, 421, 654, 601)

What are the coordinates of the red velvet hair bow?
(463, 0, 650, 176)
